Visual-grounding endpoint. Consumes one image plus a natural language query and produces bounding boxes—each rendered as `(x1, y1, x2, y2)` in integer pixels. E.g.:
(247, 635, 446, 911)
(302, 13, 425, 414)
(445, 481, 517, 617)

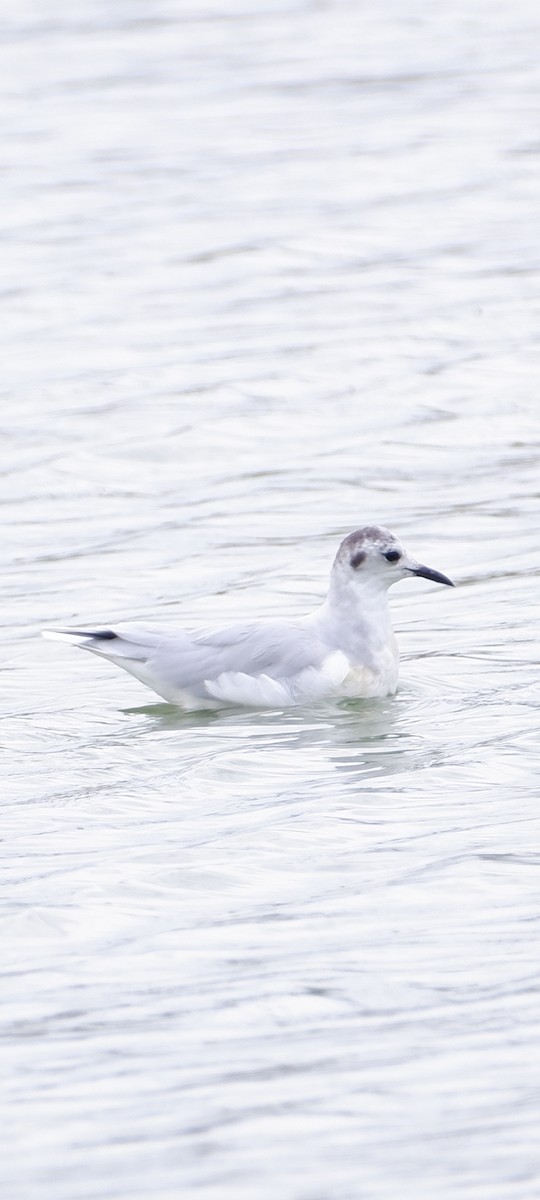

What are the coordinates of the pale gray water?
(2, 1, 540, 1197)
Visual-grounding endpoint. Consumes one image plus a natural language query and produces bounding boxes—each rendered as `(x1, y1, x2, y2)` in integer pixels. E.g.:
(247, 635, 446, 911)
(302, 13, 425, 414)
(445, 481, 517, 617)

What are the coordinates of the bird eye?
(384, 549, 401, 563)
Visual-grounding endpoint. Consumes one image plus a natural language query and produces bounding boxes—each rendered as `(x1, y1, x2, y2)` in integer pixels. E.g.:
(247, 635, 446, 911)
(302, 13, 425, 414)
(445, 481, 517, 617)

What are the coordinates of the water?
(2, 1, 540, 1197)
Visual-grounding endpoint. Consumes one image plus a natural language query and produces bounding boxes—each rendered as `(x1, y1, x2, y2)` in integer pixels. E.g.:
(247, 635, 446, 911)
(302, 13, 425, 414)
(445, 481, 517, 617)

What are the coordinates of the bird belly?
(341, 647, 399, 699)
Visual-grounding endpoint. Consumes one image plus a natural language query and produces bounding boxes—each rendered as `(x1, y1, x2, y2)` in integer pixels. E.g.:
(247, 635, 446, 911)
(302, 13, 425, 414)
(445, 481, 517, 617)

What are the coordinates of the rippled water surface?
(2, 1, 540, 1197)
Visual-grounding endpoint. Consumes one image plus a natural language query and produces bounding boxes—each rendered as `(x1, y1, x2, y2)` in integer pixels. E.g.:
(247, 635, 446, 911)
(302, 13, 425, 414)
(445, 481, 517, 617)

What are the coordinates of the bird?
(43, 525, 454, 710)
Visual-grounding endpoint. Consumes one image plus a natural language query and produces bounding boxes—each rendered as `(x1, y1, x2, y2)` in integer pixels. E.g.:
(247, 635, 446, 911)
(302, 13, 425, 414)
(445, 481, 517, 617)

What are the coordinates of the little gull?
(43, 526, 454, 709)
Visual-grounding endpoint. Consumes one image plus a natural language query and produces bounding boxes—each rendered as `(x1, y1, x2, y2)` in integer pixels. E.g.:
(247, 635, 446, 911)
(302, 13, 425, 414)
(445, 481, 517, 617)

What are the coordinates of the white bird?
(43, 526, 454, 710)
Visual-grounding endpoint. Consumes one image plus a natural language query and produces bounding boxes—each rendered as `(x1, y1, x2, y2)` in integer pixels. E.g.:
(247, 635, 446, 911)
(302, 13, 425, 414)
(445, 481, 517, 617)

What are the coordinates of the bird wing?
(44, 621, 349, 706)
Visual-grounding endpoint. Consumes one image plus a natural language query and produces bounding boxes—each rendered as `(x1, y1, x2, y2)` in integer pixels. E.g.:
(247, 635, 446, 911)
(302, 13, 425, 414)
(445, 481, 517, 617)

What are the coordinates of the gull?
(43, 525, 454, 710)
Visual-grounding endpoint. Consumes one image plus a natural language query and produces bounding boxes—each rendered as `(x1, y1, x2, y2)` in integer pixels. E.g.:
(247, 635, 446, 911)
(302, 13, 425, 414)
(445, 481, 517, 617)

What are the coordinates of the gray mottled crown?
(339, 526, 392, 552)
(338, 525, 394, 552)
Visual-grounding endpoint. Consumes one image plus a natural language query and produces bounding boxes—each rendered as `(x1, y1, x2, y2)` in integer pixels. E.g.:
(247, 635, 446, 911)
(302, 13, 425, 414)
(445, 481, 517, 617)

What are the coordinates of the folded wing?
(43, 621, 350, 707)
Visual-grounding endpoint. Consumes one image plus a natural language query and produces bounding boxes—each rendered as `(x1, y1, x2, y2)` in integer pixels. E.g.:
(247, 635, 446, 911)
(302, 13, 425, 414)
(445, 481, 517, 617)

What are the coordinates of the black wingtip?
(74, 629, 118, 640)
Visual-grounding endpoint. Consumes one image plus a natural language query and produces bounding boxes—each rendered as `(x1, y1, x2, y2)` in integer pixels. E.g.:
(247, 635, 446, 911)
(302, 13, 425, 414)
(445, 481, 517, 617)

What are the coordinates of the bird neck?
(329, 572, 391, 617)
(309, 577, 393, 664)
